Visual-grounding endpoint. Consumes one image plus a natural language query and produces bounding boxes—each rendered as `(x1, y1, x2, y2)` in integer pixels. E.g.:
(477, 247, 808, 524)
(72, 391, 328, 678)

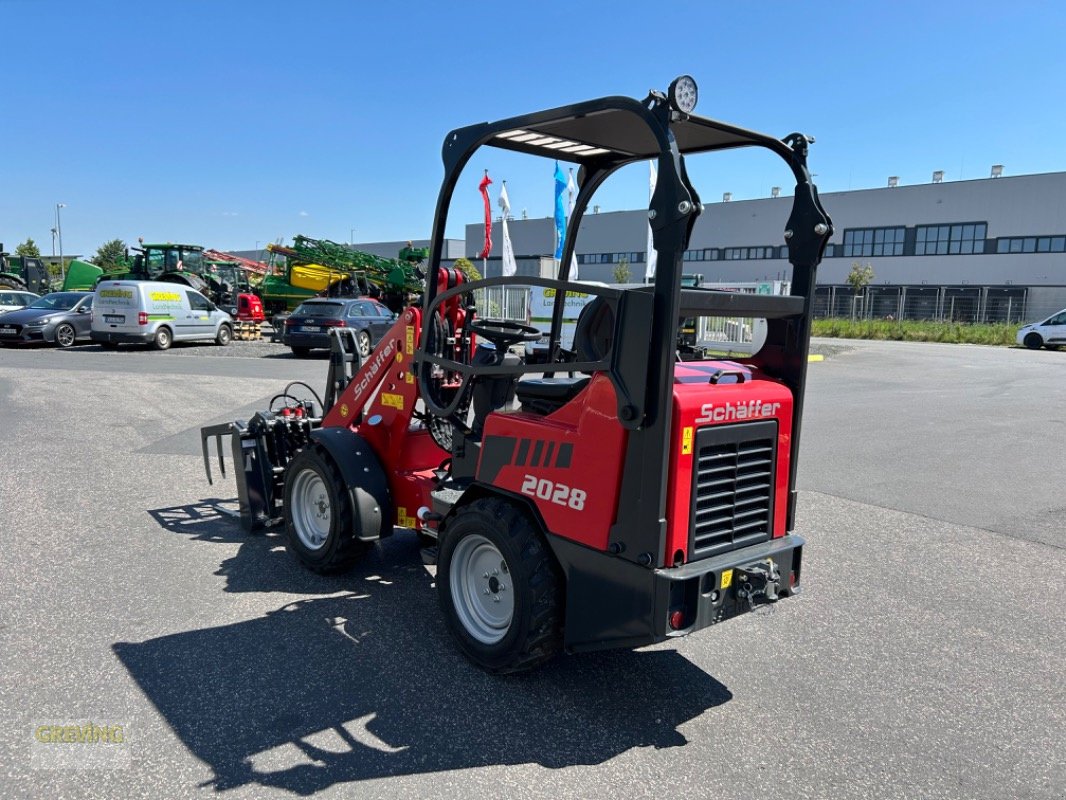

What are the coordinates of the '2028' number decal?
(520, 475, 586, 510)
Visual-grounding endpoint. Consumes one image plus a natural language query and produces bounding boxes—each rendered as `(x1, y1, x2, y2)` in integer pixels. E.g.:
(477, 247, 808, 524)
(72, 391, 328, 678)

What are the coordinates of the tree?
(612, 257, 631, 284)
(94, 239, 128, 269)
(453, 256, 482, 282)
(846, 261, 875, 293)
(846, 261, 875, 319)
(16, 238, 41, 258)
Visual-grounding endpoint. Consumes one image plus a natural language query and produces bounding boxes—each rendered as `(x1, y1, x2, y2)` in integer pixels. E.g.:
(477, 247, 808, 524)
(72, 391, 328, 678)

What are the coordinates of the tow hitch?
(735, 559, 782, 610)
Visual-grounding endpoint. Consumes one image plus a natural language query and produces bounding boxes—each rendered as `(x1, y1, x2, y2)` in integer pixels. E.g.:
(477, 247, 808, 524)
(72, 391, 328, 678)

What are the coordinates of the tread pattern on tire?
(441, 497, 564, 673)
(284, 445, 368, 574)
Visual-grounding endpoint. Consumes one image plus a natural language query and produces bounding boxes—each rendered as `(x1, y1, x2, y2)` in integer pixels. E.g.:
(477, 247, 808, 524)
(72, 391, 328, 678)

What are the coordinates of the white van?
(91, 280, 233, 350)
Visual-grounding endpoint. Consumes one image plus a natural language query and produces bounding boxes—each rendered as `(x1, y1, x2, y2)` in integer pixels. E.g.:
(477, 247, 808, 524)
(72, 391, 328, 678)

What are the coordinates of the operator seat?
(515, 296, 615, 415)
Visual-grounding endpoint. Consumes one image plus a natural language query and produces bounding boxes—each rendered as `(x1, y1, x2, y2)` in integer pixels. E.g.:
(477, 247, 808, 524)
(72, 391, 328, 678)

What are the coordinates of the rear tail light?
(669, 610, 685, 630)
(137, 312, 148, 326)
(324, 319, 346, 328)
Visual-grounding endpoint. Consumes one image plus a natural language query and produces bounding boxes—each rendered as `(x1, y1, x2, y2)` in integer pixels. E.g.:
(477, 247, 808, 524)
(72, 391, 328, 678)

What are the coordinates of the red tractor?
(202, 76, 832, 672)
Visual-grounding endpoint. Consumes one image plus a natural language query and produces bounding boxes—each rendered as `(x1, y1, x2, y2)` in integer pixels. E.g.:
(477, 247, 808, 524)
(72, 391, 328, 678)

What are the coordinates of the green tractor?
(0, 245, 52, 295)
(76, 243, 250, 316)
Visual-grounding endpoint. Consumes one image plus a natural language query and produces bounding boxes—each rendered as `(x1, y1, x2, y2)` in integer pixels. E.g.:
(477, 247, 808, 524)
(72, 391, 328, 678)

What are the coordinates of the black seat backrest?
(573, 296, 615, 363)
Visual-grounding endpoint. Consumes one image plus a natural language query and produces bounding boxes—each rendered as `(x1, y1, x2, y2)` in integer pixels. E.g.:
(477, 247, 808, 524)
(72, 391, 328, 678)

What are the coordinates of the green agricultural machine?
(259, 236, 427, 316)
(0, 245, 52, 294)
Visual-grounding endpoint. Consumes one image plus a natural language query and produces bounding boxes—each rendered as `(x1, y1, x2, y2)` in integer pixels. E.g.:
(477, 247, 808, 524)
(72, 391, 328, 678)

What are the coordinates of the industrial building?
(460, 170, 1066, 323)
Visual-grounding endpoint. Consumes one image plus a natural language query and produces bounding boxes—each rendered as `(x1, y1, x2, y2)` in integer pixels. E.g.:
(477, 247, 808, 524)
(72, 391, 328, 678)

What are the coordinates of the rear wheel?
(152, 326, 172, 351)
(1024, 332, 1043, 350)
(283, 446, 368, 573)
(54, 323, 76, 348)
(216, 323, 232, 346)
(437, 498, 563, 673)
(356, 330, 371, 358)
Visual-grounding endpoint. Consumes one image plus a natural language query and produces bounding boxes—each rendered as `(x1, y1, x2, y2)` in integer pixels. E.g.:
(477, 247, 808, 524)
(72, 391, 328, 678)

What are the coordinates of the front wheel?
(283, 446, 368, 573)
(216, 323, 232, 346)
(1024, 332, 1043, 350)
(54, 323, 76, 348)
(437, 498, 563, 673)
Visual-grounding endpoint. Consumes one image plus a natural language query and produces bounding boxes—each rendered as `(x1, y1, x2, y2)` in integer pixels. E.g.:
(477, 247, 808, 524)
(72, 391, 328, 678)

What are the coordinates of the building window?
(997, 235, 1066, 254)
(843, 227, 905, 257)
(824, 244, 835, 258)
(916, 222, 986, 255)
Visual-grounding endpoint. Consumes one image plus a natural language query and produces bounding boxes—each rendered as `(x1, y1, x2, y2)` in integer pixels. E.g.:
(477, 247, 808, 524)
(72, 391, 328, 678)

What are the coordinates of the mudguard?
(310, 428, 394, 541)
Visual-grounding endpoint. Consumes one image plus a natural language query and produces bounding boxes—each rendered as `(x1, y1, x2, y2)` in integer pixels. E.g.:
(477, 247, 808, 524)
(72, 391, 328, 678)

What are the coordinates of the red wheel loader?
(202, 76, 833, 672)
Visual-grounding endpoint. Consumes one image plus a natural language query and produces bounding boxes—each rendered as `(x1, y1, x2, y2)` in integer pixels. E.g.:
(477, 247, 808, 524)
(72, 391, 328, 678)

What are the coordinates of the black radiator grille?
(689, 420, 777, 560)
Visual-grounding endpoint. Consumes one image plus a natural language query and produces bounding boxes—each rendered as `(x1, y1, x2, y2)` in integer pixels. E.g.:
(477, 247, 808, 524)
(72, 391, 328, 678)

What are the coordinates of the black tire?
(152, 326, 172, 351)
(54, 323, 77, 348)
(1023, 332, 1043, 350)
(283, 446, 369, 574)
(216, 323, 232, 346)
(356, 330, 372, 358)
(291, 346, 311, 357)
(0, 277, 24, 291)
(437, 498, 564, 673)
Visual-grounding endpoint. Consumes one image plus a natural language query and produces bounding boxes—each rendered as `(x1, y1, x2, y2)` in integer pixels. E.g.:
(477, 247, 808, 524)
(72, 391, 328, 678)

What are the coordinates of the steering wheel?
(468, 319, 542, 350)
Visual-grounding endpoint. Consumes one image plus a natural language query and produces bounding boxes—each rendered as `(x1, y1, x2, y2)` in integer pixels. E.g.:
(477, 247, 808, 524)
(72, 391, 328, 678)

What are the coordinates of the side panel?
(477, 374, 627, 551)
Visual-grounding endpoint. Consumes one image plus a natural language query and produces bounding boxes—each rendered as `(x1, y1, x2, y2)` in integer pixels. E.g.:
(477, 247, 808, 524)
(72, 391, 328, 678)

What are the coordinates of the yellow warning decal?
(406, 372, 414, 384)
(405, 325, 415, 355)
(380, 392, 404, 410)
(339, 403, 350, 418)
(681, 426, 694, 455)
(396, 506, 417, 528)
(720, 569, 733, 590)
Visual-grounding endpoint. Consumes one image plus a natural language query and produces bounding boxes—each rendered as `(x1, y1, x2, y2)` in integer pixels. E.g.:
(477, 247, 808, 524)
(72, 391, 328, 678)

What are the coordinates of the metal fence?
(814, 286, 1063, 324)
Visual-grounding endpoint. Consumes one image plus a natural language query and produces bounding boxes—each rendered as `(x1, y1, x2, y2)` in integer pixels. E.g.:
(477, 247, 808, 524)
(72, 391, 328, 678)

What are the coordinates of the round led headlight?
(668, 75, 698, 114)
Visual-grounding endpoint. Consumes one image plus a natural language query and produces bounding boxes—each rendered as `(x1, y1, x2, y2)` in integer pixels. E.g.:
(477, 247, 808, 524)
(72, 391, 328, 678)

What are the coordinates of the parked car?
(1016, 307, 1066, 350)
(91, 280, 233, 350)
(282, 297, 395, 357)
(0, 289, 39, 314)
(0, 291, 94, 347)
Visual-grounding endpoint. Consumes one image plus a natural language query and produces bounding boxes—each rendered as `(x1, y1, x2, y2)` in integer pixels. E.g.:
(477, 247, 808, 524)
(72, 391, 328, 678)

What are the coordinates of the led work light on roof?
(668, 75, 698, 114)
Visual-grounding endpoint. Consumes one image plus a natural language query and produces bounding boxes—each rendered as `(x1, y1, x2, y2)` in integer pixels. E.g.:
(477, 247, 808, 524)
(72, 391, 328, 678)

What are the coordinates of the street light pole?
(350, 228, 355, 246)
(55, 203, 67, 283)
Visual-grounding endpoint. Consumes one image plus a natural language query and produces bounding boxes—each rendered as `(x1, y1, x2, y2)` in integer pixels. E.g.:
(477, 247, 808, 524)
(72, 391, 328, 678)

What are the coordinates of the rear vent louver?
(690, 420, 777, 559)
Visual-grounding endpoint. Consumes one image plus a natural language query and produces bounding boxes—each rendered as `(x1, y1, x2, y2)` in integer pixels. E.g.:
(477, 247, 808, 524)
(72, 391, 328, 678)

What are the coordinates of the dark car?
(0, 291, 94, 348)
(281, 297, 396, 357)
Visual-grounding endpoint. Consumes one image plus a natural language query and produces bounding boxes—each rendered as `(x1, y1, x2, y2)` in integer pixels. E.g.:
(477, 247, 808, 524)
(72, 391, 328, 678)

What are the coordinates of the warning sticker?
(681, 426, 694, 455)
(406, 325, 415, 355)
(380, 393, 404, 410)
(720, 569, 733, 590)
(396, 506, 417, 528)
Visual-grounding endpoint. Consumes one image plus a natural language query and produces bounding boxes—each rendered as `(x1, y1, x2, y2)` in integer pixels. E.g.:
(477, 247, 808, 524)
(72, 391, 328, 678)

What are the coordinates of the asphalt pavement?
(0, 338, 1062, 799)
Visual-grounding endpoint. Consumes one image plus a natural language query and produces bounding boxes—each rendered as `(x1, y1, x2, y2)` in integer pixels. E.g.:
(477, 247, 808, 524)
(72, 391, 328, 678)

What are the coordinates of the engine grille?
(689, 420, 777, 560)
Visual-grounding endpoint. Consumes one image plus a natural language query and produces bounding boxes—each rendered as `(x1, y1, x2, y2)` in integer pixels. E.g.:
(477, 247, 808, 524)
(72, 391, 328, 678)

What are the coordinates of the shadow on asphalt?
(122, 500, 733, 793)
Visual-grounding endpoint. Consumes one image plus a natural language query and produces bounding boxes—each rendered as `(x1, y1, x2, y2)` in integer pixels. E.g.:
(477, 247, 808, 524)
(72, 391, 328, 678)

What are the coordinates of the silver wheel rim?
(158, 330, 170, 347)
(56, 325, 74, 347)
(358, 332, 371, 357)
(220, 327, 230, 344)
(290, 468, 331, 550)
(449, 534, 513, 644)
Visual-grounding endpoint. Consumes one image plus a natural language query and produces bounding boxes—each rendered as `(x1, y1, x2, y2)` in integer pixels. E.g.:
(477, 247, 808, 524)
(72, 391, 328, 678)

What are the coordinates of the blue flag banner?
(554, 161, 567, 260)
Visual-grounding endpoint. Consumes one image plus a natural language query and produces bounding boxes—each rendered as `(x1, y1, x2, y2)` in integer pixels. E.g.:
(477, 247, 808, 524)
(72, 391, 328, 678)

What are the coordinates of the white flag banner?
(499, 181, 518, 277)
(645, 160, 658, 281)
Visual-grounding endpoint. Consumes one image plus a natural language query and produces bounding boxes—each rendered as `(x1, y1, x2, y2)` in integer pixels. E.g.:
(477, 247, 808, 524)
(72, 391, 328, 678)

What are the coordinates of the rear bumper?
(281, 332, 332, 349)
(91, 330, 153, 344)
(548, 532, 803, 653)
(654, 534, 803, 639)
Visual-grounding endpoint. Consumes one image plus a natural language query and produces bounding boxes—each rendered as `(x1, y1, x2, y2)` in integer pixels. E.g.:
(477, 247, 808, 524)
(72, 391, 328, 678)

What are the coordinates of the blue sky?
(3, 1, 1065, 257)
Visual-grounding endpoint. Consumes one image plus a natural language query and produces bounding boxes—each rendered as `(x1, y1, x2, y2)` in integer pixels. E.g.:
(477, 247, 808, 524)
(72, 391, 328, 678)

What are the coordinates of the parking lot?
(1, 339, 1063, 799)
